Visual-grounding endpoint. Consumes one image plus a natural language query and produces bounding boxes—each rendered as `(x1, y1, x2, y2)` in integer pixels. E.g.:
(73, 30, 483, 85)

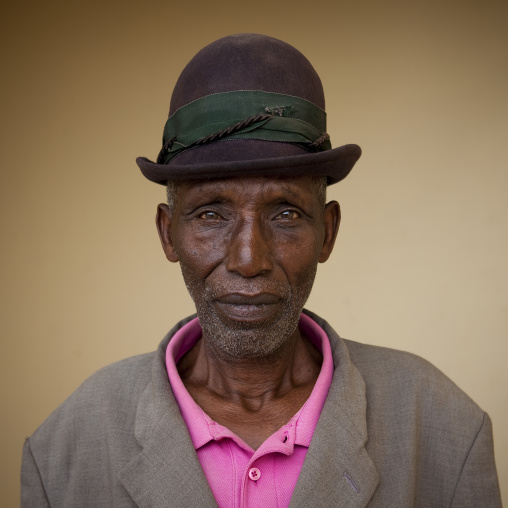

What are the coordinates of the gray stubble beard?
(180, 264, 318, 362)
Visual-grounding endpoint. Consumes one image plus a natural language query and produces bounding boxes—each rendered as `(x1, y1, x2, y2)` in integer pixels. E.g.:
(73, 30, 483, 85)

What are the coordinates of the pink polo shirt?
(165, 313, 333, 508)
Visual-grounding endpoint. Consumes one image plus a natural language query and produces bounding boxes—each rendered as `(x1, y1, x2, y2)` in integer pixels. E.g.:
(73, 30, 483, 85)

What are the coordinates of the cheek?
(274, 233, 322, 283)
(280, 223, 324, 255)
(175, 230, 227, 278)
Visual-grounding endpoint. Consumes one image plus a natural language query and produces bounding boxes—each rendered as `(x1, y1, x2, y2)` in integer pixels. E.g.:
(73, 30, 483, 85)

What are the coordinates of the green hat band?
(156, 90, 331, 164)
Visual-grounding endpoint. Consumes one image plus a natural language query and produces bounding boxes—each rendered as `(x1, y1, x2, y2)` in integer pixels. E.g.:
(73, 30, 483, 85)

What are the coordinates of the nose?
(225, 218, 273, 277)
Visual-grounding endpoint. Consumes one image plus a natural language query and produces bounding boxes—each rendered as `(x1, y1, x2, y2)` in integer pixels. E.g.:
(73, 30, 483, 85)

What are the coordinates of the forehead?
(174, 175, 320, 203)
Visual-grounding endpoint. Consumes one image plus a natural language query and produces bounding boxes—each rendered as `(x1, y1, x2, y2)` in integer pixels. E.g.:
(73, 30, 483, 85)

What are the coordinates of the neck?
(178, 328, 322, 407)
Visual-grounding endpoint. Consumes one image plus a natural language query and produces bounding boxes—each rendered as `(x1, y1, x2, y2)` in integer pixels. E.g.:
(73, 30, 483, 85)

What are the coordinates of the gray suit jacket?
(21, 311, 502, 507)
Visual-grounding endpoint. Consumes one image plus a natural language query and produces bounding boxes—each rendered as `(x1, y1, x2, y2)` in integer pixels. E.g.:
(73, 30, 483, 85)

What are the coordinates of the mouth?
(214, 292, 283, 323)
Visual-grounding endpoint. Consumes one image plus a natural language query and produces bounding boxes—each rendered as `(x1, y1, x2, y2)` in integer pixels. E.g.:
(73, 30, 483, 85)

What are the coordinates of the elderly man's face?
(156, 176, 340, 360)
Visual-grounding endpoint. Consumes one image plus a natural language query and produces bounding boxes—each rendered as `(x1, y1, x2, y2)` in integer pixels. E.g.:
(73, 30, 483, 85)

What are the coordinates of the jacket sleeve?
(451, 413, 502, 508)
(21, 438, 51, 508)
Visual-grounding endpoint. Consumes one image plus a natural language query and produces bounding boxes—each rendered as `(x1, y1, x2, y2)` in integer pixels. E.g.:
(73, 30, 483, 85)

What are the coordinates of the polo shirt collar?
(165, 313, 334, 452)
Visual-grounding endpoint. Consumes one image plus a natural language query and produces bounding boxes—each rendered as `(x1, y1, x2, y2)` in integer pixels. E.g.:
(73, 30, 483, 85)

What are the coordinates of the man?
(21, 34, 501, 507)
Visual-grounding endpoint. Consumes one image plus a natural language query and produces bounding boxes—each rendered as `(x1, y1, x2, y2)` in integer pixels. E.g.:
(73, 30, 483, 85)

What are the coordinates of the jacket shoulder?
(342, 337, 492, 487)
(342, 340, 501, 506)
(23, 352, 158, 507)
(28, 351, 156, 452)
(344, 339, 482, 416)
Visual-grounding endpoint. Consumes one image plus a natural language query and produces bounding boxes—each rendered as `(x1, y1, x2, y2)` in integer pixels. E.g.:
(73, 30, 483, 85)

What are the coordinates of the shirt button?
(248, 467, 261, 481)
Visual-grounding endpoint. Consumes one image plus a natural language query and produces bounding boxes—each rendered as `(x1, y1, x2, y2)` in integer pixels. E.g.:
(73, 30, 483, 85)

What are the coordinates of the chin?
(197, 306, 301, 361)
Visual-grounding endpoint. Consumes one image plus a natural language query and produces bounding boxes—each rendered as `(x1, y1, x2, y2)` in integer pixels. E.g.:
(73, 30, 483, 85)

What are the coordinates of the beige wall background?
(1, 0, 506, 505)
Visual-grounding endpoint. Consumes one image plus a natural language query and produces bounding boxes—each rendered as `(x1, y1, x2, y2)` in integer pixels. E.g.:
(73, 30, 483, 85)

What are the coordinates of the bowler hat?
(137, 34, 361, 186)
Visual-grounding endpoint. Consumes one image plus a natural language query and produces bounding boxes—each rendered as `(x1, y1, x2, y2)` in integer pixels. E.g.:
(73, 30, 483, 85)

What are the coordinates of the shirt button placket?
(242, 466, 261, 507)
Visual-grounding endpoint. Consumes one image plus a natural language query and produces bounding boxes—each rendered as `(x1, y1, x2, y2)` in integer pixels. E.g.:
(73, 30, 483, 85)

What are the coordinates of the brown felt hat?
(136, 34, 361, 186)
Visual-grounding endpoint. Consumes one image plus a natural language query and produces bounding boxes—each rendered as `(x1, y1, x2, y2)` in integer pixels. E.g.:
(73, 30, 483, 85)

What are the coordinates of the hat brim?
(136, 140, 361, 186)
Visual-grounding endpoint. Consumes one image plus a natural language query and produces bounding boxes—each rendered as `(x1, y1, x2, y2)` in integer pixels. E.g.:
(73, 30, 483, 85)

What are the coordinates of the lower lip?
(215, 302, 281, 322)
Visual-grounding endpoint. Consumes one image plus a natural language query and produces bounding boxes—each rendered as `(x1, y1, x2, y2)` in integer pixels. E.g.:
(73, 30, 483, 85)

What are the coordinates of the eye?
(274, 210, 300, 220)
(198, 211, 222, 220)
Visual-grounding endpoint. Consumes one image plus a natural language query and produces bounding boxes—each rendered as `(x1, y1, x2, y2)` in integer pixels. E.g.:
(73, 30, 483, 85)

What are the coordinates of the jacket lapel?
(117, 410, 217, 507)
(117, 319, 218, 508)
(290, 311, 379, 507)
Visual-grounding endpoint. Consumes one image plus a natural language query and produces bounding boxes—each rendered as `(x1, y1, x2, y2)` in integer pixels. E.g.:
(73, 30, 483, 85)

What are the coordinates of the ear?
(156, 204, 180, 263)
(318, 200, 341, 263)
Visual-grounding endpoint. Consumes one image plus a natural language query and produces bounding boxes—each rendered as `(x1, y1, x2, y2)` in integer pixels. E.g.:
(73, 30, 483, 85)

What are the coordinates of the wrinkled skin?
(156, 175, 341, 448)
(156, 176, 340, 361)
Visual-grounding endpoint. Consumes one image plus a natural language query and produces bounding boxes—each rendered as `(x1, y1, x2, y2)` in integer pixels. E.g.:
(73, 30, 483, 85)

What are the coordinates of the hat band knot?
(156, 90, 331, 165)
